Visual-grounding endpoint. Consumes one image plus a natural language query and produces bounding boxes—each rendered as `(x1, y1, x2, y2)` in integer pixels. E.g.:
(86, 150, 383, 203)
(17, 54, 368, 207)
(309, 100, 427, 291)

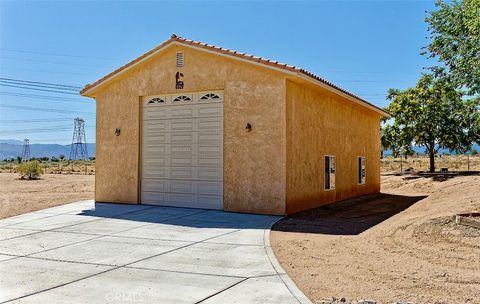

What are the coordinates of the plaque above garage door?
(141, 91, 223, 209)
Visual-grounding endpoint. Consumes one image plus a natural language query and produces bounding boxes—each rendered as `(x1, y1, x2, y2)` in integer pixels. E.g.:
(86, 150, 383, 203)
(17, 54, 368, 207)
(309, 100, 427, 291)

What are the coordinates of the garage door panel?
(142, 179, 222, 196)
(144, 108, 168, 120)
(198, 105, 222, 117)
(170, 155, 195, 167)
(170, 119, 195, 132)
(141, 192, 167, 204)
(199, 132, 222, 143)
(198, 195, 223, 208)
(198, 167, 223, 180)
(198, 157, 223, 167)
(170, 167, 195, 180)
(170, 144, 195, 155)
(144, 133, 167, 144)
(144, 157, 169, 167)
(142, 92, 223, 209)
(171, 107, 195, 118)
(198, 119, 222, 130)
(169, 193, 196, 205)
(143, 168, 168, 179)
(197, 181, 223, 195)
(144, 120, 168, 132)
(143, 145, 168, 155)
(170, 132, 197, 144)
(142, 179, 168, 192)
(170, 180, 194, 194)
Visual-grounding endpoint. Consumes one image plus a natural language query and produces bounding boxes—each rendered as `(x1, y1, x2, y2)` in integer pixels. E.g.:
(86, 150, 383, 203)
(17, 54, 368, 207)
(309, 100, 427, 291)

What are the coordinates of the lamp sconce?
(245, 122, 252, 132)
(115, 128, 121, 136)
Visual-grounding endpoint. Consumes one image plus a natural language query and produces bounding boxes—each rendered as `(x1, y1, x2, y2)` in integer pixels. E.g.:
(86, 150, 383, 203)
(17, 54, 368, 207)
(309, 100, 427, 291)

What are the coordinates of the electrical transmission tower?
(21, 139, 30, 160)
(69, 117, 88, 160)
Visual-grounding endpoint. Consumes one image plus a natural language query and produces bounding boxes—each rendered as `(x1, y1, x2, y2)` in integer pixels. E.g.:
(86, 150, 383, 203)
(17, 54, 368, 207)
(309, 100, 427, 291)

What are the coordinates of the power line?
(0, 67, 93, 76)
(0, 81, 79, 92)
(0, 56, 116, 69)
(0, 104, 94, 115)
(1, 48, 123, 61)
(0, 84, 80, 95)
(0, 91, 92, 103)
(0, 125, 95, 134)
(1, 117, 95, 124)
(0, 77, 82, 89)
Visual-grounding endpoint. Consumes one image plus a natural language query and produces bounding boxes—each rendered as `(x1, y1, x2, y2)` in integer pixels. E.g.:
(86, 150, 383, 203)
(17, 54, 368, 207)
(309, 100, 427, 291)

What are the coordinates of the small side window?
(325, 155, 336, 190)
(358, 156, 366, 184)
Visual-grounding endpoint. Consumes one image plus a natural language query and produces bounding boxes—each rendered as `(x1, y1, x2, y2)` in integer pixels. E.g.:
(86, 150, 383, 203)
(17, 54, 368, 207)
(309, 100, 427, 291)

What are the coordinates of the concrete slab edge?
(265, 218, 313, 304)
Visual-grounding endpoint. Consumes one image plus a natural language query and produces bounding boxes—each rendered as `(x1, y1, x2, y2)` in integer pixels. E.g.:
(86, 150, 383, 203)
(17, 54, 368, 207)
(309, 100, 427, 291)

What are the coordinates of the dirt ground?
(0, 173, 94, 219)
(271, 174, 480, 304)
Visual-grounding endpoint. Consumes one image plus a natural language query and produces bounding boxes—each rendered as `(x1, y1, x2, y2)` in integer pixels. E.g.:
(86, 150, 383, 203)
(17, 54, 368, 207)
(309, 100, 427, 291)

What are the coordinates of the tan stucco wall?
(285, 79, 381, 215)
(91, 45, 287, 214)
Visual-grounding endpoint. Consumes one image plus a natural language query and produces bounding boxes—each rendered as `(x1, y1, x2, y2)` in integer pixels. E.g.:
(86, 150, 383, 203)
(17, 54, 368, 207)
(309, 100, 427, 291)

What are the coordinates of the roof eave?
(294, 72, 391, 118)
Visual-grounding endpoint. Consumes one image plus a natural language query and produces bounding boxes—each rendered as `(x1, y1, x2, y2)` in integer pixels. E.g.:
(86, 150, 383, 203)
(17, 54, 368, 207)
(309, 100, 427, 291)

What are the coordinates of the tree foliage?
(383, 74, 479, 172)
(425, 0, 480, 95)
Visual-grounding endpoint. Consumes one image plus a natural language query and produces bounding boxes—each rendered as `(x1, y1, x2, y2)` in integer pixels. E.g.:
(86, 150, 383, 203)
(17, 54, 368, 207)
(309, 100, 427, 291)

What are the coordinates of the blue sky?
(0, 0, 435, 144)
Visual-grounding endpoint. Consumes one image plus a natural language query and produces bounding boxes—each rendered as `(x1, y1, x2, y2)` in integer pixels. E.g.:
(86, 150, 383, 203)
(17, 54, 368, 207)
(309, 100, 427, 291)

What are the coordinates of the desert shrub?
(17, 160, 44, 180)
(472, 149, 478, 155)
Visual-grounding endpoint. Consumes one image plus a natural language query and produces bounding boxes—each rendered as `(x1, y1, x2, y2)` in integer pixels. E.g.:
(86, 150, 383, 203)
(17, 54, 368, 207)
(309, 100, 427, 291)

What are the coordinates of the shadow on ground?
(75, 202, 280, 230)
(272, 193, 427, 235)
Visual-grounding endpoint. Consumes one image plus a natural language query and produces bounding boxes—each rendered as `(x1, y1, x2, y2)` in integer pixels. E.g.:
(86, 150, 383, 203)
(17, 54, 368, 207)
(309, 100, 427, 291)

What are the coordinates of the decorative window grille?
(147, 97, 165, 104)
(200, 93, 221, 101)
(173, 95, 192, 102)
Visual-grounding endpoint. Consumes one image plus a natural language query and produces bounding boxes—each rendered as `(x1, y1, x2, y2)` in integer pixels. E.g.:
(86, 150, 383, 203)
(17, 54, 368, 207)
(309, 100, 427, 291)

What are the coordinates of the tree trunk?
(429, 147, 435, 173)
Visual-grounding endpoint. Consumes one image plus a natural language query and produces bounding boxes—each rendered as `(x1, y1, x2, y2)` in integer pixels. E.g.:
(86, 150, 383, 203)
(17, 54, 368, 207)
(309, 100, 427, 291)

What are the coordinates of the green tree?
(384, 74, 473, 172)
(425, 0, 480, 95)
(59, 154, 65, 161)
(381, 123, 414, 158)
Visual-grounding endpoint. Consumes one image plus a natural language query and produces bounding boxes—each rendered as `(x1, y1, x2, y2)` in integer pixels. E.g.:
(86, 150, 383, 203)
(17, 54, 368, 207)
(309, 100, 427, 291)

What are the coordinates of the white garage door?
(141, 91, 224, 209)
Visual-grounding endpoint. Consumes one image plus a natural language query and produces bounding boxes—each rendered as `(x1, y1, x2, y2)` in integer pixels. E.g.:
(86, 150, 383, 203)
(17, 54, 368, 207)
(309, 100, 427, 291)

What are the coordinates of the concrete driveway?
(0, 201, 310, 304)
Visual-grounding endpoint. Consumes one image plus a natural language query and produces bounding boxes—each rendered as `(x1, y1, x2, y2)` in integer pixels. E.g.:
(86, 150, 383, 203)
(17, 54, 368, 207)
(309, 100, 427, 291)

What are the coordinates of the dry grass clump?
(381, 155, 480, 172)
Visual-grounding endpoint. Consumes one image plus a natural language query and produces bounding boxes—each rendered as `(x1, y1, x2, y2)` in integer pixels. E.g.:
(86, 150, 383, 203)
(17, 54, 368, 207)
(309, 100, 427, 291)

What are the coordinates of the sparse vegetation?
(381, 154, 480, 172)
(17, 160, 44, 180)
(0, 158, 95, 175)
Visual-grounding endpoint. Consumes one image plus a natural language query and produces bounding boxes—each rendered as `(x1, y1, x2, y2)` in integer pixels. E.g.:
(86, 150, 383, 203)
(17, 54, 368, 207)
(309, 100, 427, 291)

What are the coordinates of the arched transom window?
(173, 95, 192, 102)
(200, 93, 220, 101)
(147, 97, 165, 104)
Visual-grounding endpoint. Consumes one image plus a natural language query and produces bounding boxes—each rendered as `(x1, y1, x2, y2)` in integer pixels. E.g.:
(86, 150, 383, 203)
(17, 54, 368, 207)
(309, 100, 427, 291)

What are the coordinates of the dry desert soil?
(0, 173, 94, 219)
(271, 173, 480, 304)
(1, 171, 479, 302)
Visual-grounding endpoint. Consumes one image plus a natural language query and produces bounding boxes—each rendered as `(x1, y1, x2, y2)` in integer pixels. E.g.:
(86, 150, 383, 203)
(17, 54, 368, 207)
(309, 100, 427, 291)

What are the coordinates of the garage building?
(80, 35, 390, 215)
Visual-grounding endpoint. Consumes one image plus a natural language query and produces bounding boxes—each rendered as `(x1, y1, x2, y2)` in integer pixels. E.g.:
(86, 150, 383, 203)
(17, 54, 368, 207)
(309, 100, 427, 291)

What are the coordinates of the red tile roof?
(81, 34, 389, 117)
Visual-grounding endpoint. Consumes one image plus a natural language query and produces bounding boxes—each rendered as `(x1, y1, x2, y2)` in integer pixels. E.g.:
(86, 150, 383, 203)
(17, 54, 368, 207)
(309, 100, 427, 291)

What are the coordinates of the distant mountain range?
(0, 139, 96, 159)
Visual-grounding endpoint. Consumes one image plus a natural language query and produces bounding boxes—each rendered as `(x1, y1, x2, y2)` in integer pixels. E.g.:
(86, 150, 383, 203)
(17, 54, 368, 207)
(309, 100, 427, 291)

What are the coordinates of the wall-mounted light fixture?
(115, 128, 121, 136)
(245, 122, 252, 132)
